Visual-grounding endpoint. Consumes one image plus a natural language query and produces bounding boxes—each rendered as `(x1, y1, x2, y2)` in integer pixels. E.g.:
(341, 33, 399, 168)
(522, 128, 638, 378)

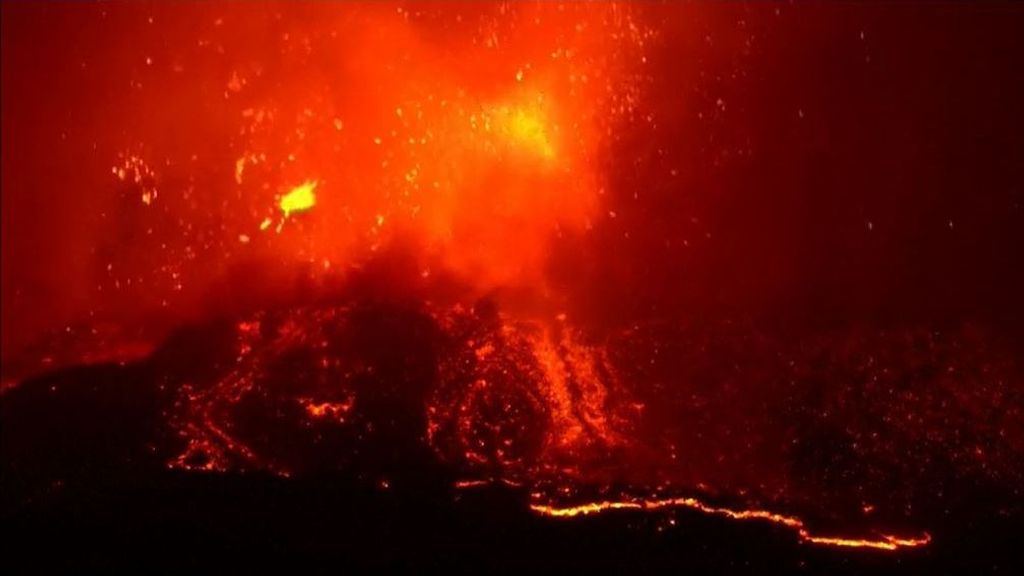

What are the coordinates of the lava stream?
(528, 496, 931, 551)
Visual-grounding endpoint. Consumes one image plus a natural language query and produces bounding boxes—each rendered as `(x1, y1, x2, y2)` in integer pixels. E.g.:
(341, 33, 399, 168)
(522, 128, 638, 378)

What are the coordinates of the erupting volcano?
(3, 2, 1024, 573)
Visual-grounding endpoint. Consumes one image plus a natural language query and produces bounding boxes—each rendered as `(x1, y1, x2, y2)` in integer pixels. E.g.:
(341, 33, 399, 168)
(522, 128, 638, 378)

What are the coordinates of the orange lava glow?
(301, 398, 353, 421)
(161, 302, 941, 555)
(203, 2, 649, 292)
(0, 3, 651, 372)
(529, 497, 931, 551)
(427, 307, 631, 480)
(161, 302, 953, 555)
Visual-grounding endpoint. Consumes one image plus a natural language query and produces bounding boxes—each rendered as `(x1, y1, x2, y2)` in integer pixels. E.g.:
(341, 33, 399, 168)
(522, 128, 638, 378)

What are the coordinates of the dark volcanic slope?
(3, 300, 1022, 573)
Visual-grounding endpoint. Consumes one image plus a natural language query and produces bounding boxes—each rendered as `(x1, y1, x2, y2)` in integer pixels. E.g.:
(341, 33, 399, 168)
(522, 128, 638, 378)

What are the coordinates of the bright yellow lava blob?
(280, 180, 317, 217)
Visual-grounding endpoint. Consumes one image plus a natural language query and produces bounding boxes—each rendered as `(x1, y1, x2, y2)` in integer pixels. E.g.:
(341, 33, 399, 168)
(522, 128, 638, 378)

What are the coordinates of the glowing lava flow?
(164, 304, 941, 554)
(529, 497, 931, 551)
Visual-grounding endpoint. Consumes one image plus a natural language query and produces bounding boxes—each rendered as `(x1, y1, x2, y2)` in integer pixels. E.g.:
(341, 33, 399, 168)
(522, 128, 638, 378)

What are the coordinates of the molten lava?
(154, 302, 967, 551)
(528, 498, 931, 551)
(280, 180, 317, 218)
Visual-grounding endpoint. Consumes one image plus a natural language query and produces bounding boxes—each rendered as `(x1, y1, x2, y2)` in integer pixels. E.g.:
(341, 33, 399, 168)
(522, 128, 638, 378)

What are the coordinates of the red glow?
(5, 2, 1024, 566)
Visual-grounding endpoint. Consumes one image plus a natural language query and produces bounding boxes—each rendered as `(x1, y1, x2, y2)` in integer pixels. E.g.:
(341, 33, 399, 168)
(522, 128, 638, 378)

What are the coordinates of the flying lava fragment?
(279, 180, 317, 218)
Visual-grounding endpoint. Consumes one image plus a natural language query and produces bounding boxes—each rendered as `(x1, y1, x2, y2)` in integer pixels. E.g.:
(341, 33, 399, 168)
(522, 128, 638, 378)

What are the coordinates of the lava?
(301, 398, 353, 421)
(2, 2, 650, 365)
(528, 497, 931, 551)
(280, 180, 317, 218)
(154, 302, 1015, 554)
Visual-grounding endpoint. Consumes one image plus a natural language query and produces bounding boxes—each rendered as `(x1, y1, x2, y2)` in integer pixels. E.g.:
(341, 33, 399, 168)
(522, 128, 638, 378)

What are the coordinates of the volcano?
(3, 2, 1024, 573)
